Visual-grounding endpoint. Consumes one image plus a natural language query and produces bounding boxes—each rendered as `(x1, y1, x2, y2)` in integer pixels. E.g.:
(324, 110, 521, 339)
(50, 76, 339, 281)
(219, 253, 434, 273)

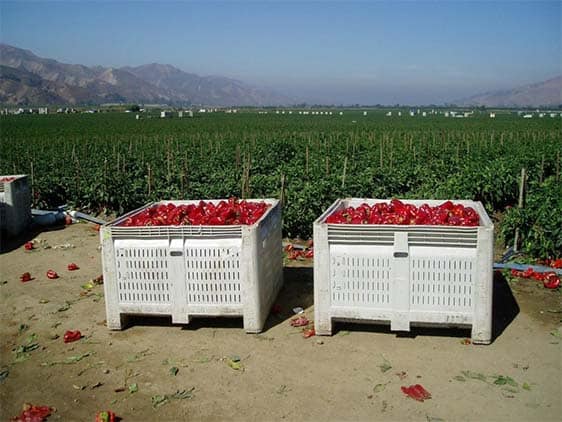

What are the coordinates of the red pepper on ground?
(511, 267, 560, 289)
(290, 316, 310, 327)
(46, 270, 59, 279)
(63, 330, 82, 343)
(303, 327, 316, 338)
(24, 242, 34, 250)
(401, 384, 432, 402)
(11, 403, 53, 422)
(95, 410, 116, 422)
(20, 272, 32, 282)
(67, 263, 79, 271)
(270, 304, 282, 314)
(544, 272, 561, 289)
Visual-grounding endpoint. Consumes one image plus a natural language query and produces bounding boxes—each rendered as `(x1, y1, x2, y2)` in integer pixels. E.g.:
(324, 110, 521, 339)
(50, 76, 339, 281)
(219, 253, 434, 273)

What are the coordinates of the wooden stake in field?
(30, 161, 34, 201)
(305, 145, 309, 178)
(513, 168, 526, 252)
(341, 157, 348, 189)
(147, 164, 152, 196)
(280, 173, 286, 208)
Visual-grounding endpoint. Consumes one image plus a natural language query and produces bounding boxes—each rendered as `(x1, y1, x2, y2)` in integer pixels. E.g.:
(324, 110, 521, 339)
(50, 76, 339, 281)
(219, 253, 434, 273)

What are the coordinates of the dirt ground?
(1, 222, 561, 422)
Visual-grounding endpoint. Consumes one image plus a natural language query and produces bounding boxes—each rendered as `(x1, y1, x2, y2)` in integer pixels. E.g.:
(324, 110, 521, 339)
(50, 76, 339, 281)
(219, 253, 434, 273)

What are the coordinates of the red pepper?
(63, 330, 82, 343)
(46, 270, 59, 279)
(24, 242, 34, 250)
(67, 263, 79, 271)
(20, 272, 32, 282)
(290, 316, 310, 327)
(543, 273, 560, 289)
(551, 259, 562, 269)
(303, 327, 316, 338)
(304, 249, 314, 259)
(95, 410, 116, 422)
(401, 384, 432, 402)
(11, 403, 53, 422)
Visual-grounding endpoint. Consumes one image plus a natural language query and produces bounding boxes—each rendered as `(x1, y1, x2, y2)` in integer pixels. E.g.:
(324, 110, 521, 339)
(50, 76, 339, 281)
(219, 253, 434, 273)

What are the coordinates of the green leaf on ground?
(522, 383, 531, 391)
(226, 357, 242, 370)
(129, 383, 138, 394)
(0, 367, 9, 383)
(127, 349, 152, 362)
(151, 395, 168, 409)
(453, 375, 466, 382)
(461, 370, 488, 383)
(493, 375, 518, 388)
(373, 383, 388, 393)
(169, 367, 179, 376)
(379, 357, 392, 373)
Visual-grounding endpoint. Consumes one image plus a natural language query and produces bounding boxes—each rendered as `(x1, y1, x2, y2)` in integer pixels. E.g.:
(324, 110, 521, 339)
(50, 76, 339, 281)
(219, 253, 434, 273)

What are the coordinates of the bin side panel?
(409, 247, 476, 315)
(329, 245, 393, 308)
(114, 239, 171, 306)
(257, 203, 283, 317)
(184, 238, 242, 306)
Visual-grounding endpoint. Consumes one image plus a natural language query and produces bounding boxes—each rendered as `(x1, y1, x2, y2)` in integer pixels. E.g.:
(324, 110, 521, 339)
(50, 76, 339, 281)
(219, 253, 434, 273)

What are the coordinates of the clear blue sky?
(1, 0, 560, 105)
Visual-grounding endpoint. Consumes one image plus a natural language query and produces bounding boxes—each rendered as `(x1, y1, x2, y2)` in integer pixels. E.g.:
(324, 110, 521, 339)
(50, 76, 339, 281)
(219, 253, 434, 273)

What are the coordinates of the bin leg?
(243, 313, 263, 334)
(315, 315, 332, 336)
(106, 313, 128, 330)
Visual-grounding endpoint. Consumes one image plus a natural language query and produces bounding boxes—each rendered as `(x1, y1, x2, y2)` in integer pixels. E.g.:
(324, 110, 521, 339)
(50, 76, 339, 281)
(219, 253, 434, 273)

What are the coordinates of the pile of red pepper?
(284, 243, 314, 260)
(120, 198, 270, 227)
(0, 176, 17, 183)
(510, 268, 560, 289)
(326, 199, 479, 226)
(537, 258, 562, 269)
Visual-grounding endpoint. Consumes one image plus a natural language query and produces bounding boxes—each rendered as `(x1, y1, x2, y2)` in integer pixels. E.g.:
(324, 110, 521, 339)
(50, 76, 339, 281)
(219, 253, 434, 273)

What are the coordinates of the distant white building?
(363, 111, 367, 116)
(490, 113, 496, 118)
(385, 111, 392, 116)
(160, 111, 173, 118)
(38, 107, 48, 114)
(523, 114, 533, 118)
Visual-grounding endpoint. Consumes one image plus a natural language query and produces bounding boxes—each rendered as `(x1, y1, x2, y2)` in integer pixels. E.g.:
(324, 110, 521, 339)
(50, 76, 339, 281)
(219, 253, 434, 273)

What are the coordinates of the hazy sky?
(1, 0, 560, 105)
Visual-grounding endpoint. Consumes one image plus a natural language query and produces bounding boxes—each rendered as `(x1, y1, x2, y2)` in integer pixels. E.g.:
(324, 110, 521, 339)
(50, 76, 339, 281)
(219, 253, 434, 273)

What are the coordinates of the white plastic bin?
(0, 175, 32, 237)
(314, 198, 494, 344)
(101, 199, 283, 333)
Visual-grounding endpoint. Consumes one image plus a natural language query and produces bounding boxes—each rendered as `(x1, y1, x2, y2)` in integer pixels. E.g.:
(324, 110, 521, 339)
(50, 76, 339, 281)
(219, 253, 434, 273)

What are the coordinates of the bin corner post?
(472, 225, 494, 344)
(100, 227, 124, 330)
(391, 231, 410, 332)
(170, 238, 189, 325)
(241, 226, 262, 333)
(314, 222, 332, 335)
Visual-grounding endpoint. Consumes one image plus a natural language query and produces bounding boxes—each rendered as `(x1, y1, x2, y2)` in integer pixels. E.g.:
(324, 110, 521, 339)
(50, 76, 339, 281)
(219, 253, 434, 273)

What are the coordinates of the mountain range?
(454, 76, 562, 108)
(0, 44, 291, 106)
(0, 44, 560, 107)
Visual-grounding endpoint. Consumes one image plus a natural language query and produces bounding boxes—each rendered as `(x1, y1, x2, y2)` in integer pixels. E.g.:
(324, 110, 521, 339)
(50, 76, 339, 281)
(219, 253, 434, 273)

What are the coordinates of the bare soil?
(1, 223, 561, 421)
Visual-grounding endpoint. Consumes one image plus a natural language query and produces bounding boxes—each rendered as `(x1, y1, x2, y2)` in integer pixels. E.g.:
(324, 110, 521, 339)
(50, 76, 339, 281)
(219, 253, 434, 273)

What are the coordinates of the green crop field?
(1, 110, 561, 256)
